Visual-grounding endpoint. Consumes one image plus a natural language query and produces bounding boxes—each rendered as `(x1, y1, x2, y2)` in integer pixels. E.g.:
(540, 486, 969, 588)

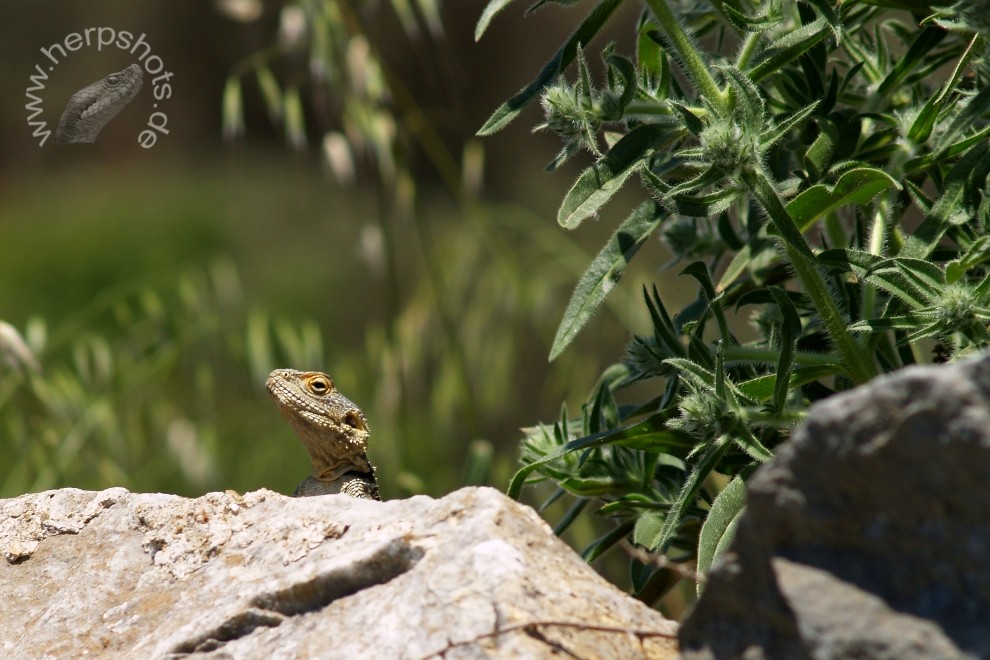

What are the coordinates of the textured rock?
(680, 352, 990, 659)
(0, 486, 677, 658)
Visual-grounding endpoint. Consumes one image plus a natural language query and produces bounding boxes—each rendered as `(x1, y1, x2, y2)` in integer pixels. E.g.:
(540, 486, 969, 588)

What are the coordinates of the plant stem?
(734, 32, 762, 71)
(722, 346, 839, 366)
(644, 0, 728, 114)
(742, 168, 877, 384)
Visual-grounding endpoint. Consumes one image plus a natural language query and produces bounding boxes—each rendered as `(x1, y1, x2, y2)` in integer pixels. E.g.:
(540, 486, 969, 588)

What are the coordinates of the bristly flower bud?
(700, 119, 760, 178)
(540, 79, 586, 141)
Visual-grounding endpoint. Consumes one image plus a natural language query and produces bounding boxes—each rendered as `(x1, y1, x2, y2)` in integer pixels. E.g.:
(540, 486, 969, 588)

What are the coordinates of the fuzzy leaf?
(747, 17, 831, 83)
(760, 101, 819, 150)
(721, 4, 782, 32)
(877, 27, 946, 96)
(477, 0, 623, 135)
(550, 201, 666, 360)
(475, 0, 518, 41)
(507, 411, 692, 499)
(649, 435, 731, 552)
(559, 124, 675, 228)
(902, 143, 990, 259)
(769, 286, 800, 412)
(947, 236, 990, 284)
(696, 475, 746, 593)
(787, 168, 900, 232)
(633, 512, 664, 548)
(804, 118, 838, 180)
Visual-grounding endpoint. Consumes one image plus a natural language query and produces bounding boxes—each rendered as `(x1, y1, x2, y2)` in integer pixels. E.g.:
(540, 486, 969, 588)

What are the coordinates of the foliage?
(0, 258, 320, 496)
(478, 0, 990, 604)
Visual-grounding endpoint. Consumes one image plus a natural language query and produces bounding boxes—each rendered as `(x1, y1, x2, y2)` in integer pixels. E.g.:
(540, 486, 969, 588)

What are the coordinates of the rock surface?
(0, 486, 677, 659)
(680, 352, 990, 659)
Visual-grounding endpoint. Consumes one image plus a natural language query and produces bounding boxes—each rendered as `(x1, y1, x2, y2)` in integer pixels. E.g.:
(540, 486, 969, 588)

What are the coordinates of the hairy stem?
(644, 0, 728, 113)
(742, 168, 877, 384)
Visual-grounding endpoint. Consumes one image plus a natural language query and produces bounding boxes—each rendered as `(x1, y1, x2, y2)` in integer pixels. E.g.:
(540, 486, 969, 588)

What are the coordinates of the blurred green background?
(0, 1, 685, 541)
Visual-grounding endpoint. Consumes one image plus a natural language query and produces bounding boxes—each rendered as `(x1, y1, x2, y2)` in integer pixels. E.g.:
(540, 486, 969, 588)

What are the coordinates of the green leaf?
(550, 201, 666, 360)
(877, 27, 946, 96)
(475, 0, 518, 41)
(908, 94, 943, 147)
(891, 258, 946, 294)
(663, 357, 715, 392)
(559, 124, 675, 228)
(643, 284, 687, 360)
(804, 118, 838, 180)
(681, 261, 733, 345)
(760, 101, 820, 150)
(604, 52, 638, 118)
(817, 248, 885, 278)
(787, 167, 900, 232)
(650, 435, 732, 552)
(747, 17, 831, 83)
(477, 0, 624, 135)
(768, 286, 800, 412)
(696, 475, 746, 594)
(848, 314, 933, 333)
(902, 142, 990, 260)
(507, 411, 690, 499)
(721, 3, 782, 32)
(947, 236, 990, 284)
(735, 364, 840, 402)
(719, 66, 765, 129)
(935, 80, 990, 155)
(636, 17, 663, 76)
(857, 258, 945, 309)
(552, 497, 588, 535)
(584, 519, 636, 562)
(633, 512, 664, 548)
(803, 0, 842, 41)
(909, 33, 981, 145)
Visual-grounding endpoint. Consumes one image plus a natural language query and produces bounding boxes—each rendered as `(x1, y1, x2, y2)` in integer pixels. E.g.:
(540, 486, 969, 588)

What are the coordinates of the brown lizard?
(266, 369, 380, 500)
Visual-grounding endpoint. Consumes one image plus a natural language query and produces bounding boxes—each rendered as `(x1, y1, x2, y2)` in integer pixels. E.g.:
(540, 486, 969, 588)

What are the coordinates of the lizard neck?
(291, 423, 372, 481)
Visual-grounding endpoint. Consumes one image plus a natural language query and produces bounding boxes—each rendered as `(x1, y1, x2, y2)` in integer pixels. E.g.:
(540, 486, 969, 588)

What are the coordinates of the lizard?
(266, 368, 380, 500)
(55, 64, 144, 143)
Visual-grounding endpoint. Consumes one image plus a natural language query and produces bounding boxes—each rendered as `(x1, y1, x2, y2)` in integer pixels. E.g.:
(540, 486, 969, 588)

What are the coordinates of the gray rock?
(0, 486, 677, 658)
(679, 352, 990, 659)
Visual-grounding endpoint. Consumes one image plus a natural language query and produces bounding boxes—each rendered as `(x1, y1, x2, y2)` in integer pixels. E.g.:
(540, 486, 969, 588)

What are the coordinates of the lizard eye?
(343, 411, 365, 431)
(308, 376, 332, 395)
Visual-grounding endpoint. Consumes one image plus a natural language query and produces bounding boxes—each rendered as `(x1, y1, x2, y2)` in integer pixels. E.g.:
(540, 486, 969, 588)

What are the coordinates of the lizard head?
(266, 368, 372, 480)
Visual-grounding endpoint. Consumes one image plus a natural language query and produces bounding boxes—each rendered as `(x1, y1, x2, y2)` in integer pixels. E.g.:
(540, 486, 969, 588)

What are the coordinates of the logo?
(25, 28, 174, 148)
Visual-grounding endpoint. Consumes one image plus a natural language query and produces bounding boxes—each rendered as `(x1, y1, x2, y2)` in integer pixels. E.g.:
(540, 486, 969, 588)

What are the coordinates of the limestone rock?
(0, 486, 677, 658)
(680, 352, 990, 659)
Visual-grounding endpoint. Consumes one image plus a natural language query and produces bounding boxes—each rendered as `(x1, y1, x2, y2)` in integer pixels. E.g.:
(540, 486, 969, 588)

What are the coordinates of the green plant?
(0, 258, 328, 497)
(477, 0, 990, 604)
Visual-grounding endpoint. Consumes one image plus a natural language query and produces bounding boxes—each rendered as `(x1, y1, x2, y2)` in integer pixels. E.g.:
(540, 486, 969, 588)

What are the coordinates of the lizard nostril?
(344, 411, 364, 430)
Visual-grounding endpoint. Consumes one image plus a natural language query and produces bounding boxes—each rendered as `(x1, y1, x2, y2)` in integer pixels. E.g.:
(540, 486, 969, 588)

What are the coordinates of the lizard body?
(266, 369, 380, 500)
